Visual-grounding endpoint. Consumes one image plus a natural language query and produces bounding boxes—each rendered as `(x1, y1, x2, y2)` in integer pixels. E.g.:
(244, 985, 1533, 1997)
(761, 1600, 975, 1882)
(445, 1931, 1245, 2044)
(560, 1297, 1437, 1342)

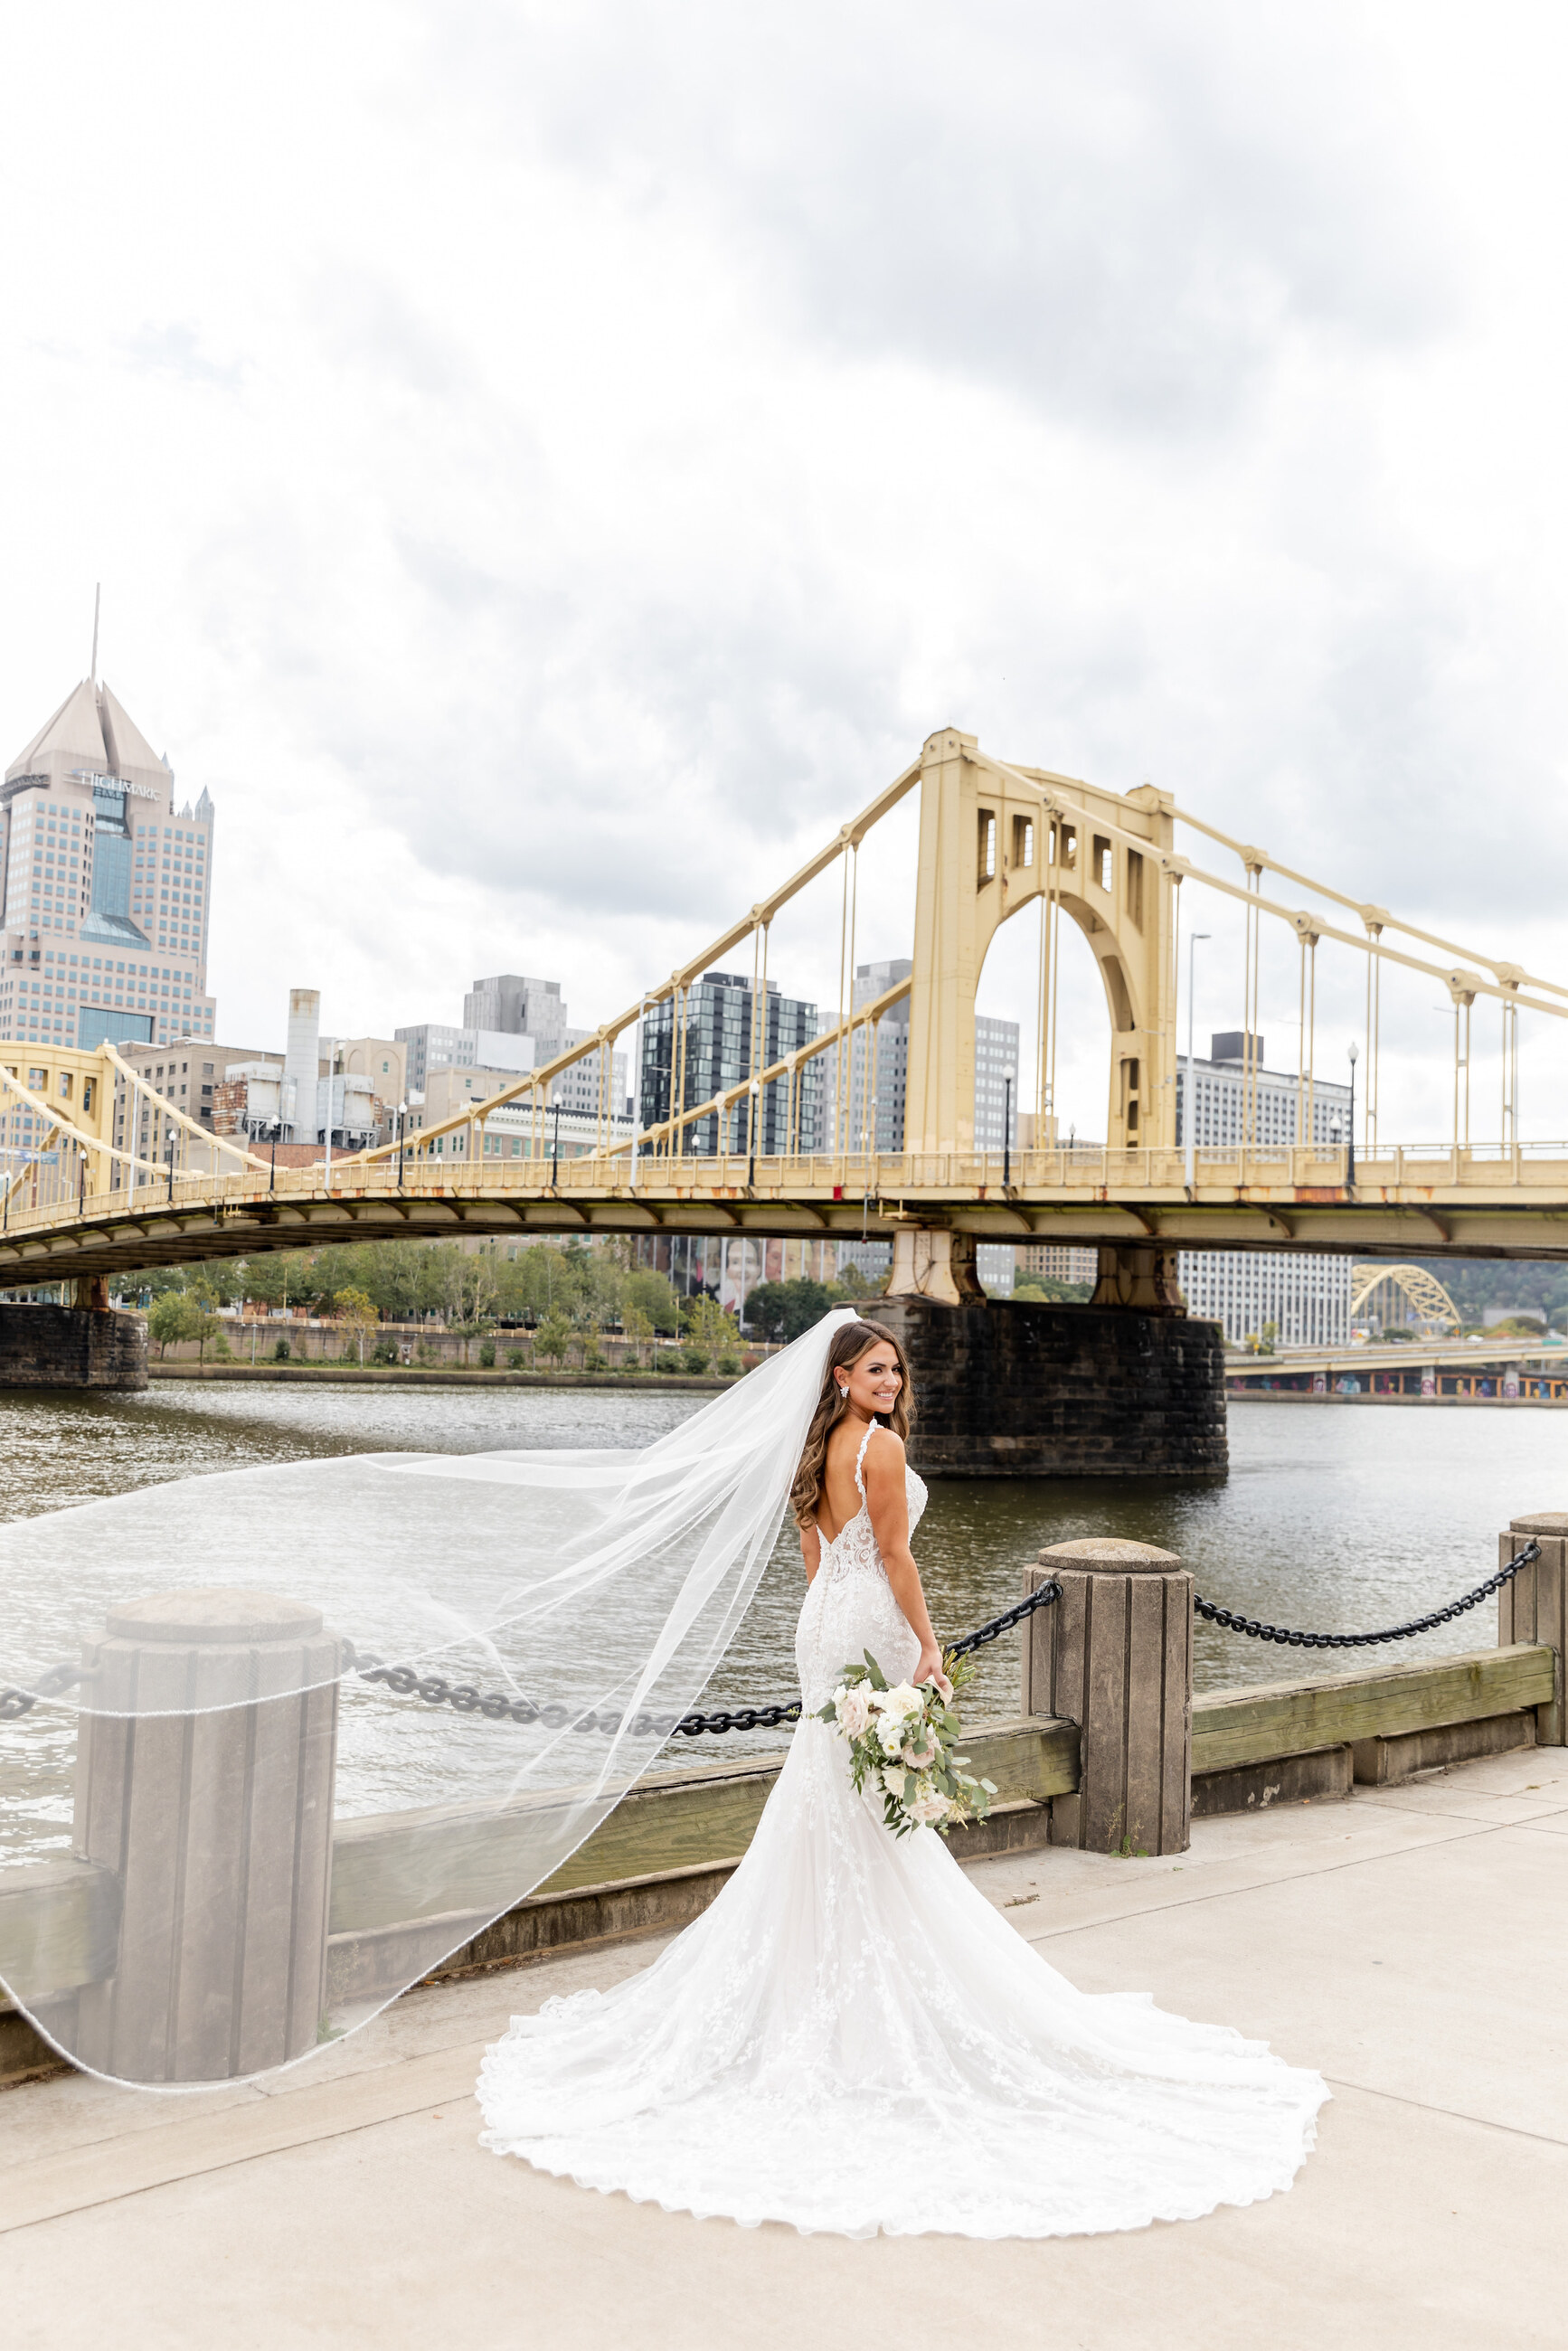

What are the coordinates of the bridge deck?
(7, 1143, 1568, 1281)
(5, 1739, 1565, 2347)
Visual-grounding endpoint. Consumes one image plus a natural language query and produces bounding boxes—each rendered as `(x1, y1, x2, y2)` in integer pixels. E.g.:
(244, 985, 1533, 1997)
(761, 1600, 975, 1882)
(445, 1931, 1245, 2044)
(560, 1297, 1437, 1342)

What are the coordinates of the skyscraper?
(0, 677, 217, 1051)
(638, 971, 821, 1154)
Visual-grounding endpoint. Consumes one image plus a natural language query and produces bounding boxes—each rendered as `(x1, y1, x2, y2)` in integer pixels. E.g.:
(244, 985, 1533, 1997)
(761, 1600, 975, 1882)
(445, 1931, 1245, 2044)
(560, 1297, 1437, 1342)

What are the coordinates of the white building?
(1170, 1032, 1352, 1345)
(0, 675, 217, 1054)
(1177, 1250, 1351, 1347)
(1176, 1032, 1351, 1152)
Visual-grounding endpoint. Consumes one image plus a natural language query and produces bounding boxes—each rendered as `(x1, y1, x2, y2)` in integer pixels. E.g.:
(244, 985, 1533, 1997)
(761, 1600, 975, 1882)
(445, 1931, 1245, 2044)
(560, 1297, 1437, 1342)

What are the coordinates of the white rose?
(877, 1713, 905, 1753)
(883, 1683, 921, 1720)
(836, 1685, 872, 1739)
(882, 1765, 909, 1798)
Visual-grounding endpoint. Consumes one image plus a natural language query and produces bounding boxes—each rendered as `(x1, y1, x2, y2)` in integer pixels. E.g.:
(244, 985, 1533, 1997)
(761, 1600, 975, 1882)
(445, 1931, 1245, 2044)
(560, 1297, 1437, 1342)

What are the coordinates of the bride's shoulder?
(862, 1424, 907, 1469)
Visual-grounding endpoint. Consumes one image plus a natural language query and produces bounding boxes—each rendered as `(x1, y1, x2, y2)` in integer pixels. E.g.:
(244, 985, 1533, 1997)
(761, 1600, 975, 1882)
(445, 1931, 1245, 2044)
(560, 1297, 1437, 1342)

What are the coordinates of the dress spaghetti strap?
(852, 1422, 879, 1498)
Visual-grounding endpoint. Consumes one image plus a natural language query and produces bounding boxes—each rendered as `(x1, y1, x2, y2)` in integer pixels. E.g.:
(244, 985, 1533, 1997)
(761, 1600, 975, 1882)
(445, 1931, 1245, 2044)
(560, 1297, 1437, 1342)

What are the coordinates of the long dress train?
(477, 1426, 1329, 2238)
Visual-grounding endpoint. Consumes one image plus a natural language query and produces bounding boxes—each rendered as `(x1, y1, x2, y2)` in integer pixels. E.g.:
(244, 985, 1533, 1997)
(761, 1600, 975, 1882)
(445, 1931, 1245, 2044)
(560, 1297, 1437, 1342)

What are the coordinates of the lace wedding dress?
(477, 1425, 1328, 2238)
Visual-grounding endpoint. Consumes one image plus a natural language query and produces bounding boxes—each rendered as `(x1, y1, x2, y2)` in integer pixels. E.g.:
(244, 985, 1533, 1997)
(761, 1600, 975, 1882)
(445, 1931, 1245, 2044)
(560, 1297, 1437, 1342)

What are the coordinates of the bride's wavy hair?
(790, 1318, 913, 1527)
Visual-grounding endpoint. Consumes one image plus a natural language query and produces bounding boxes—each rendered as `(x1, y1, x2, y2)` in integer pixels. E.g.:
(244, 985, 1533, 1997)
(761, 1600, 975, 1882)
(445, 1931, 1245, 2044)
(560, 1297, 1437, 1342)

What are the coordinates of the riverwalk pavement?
(5, 1741, 1568, 2351)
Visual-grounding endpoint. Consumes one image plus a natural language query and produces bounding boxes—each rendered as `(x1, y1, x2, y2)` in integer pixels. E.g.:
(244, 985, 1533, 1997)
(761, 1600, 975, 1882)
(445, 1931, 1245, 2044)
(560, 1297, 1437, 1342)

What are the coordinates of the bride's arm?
(863, 1432, 951, 1695)
(799, 1522, 823, 1584)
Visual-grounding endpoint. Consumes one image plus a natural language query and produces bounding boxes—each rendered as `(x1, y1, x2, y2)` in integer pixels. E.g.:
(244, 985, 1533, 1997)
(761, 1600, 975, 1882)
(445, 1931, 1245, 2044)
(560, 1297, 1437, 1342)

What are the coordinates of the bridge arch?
(904, 728, 1177, 1153)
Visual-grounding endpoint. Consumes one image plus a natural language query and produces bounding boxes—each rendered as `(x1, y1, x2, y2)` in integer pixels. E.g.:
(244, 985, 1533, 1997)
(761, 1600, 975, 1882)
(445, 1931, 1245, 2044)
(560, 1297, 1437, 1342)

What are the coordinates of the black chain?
(339, 1582, 1064, 1739)
(946, 1576, 1061, 1661)
(6, 1546, 1539, 1729)
(0, 1664, 84, 1722)
(1194, 1538, 1541, 1651)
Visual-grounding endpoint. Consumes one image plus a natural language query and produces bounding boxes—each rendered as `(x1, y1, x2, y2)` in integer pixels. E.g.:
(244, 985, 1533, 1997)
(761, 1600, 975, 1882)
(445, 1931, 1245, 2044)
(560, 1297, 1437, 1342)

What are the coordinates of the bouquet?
(815, 1648, 997, 1838)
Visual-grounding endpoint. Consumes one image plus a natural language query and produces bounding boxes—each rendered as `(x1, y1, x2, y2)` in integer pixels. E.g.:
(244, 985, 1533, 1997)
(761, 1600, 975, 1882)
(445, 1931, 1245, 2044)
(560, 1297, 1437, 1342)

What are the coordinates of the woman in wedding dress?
(477, 1315, 1329, 2239)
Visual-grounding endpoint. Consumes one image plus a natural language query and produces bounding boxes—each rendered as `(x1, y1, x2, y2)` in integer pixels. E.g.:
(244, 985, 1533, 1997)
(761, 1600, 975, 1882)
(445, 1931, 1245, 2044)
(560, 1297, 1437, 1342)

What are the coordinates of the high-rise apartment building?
(1172, 1033, 1350, 1345)
(1176, 1251, 1351, 1348)
(0, 677, 217, 1052)
(638, 971, 821, 1154)
(1176, 1033, 1350, 1152)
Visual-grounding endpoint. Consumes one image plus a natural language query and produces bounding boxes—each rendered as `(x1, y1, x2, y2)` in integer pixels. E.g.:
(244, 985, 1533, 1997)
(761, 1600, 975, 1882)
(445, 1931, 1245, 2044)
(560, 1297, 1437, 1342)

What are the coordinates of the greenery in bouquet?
(815, 1648, 997, 1838)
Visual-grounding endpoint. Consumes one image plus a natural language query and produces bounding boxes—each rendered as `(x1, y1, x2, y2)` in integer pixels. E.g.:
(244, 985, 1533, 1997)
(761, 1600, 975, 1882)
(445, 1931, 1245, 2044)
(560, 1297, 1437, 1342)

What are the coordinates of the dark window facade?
(639, 970, 820, 1154)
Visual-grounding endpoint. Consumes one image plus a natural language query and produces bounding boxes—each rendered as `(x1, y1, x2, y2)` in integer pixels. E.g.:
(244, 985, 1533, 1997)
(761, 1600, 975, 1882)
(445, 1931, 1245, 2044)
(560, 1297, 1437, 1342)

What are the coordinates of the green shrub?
(272, 1337, 291, 1362)
(681, 1345, 710, 1376)
(716, 1351, 742, 1378)
(582, 1345, 608, 1373)
(477, 1341, 496, 1367)
(371, 1339, 398, 1365)
(506, 1347, 527, 1369)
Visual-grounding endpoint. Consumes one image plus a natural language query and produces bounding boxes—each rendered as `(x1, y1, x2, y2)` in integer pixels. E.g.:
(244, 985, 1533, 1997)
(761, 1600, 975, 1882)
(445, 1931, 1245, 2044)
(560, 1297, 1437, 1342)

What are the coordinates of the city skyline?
(3, 8, 1562, 1159)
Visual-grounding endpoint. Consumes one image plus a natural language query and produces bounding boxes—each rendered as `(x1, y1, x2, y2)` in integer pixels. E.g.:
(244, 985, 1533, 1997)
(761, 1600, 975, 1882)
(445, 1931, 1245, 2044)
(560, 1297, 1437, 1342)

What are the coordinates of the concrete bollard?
(1020, 1537, 1192, 1856)
(1497, 1514, 1568, 1747)
(71, 1589, 340, 2084)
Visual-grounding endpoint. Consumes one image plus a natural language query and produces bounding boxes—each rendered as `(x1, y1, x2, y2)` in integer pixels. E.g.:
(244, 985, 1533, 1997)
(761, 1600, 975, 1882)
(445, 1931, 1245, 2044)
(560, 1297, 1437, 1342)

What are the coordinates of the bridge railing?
(11, 1137, 1568, 1249)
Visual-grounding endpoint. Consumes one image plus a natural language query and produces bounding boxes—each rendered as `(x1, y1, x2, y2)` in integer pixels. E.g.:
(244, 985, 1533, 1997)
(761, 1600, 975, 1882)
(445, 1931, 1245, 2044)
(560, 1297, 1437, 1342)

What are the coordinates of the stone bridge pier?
(0, 1279, 147, 1391)
(872, 1234, 1226, 1478)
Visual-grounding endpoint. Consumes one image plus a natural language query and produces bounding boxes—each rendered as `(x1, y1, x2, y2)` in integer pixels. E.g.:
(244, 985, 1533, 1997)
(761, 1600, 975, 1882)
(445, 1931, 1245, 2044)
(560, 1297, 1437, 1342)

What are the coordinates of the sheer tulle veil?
(0, 1307, 865, 2089)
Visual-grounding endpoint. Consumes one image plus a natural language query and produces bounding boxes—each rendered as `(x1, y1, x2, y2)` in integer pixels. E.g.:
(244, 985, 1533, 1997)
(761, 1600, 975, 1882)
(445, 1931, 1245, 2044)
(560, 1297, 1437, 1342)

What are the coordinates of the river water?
(2, 1379, 1559, 1725)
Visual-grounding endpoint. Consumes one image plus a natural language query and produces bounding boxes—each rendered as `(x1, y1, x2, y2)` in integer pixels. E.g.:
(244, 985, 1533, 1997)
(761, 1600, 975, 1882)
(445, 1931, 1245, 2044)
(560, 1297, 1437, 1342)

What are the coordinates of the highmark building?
(0, 677, 217, 1054)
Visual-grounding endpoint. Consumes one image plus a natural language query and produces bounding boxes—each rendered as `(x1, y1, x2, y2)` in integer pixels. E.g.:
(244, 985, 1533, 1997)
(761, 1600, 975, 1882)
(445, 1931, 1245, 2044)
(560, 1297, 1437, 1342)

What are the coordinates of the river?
(0, 1380, 1557, 1734)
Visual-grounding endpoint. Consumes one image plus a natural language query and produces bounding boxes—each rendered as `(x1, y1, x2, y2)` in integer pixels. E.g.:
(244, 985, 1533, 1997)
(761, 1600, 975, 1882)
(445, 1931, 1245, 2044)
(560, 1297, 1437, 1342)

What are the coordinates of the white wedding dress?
(477, 1426, 1328, 2237)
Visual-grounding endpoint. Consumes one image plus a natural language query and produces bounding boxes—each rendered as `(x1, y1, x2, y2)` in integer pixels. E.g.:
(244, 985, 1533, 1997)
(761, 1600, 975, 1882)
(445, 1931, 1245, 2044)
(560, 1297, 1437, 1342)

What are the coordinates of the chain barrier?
(5, 1546, 1540, 1726)
(946, 1575, 1062, 1662)
(1194, 1538, 1541, 1651)
(0, 1583, 1065, 1736)
(0, 1664, 84, 1722)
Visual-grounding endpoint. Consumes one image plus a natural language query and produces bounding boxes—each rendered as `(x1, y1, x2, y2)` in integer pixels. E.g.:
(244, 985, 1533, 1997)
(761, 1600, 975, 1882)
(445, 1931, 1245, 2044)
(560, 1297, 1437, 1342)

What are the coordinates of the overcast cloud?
(2, 2, 1564, 1139)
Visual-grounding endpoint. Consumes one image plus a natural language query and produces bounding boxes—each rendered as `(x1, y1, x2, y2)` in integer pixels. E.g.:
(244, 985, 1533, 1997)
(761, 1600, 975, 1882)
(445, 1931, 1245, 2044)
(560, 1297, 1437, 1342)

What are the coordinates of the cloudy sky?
(3, 2, 1564, 1140)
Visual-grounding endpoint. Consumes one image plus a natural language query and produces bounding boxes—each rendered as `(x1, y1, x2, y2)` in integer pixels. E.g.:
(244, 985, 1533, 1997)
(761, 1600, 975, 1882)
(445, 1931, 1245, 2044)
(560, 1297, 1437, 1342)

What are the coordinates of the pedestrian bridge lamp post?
(1347, 1040, 1359, 1188)
(1003, 1065, 1015, 1189)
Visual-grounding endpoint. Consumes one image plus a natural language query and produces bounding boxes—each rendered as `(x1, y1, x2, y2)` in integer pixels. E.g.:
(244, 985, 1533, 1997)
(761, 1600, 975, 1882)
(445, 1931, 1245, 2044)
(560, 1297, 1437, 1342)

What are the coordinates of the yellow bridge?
(5, 725, 1567, 1298)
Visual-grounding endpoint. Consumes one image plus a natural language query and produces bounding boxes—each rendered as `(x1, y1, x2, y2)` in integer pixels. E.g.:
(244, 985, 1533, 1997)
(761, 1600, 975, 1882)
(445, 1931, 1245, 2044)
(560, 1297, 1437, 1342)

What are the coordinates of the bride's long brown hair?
(790, 1318, 914, 1528)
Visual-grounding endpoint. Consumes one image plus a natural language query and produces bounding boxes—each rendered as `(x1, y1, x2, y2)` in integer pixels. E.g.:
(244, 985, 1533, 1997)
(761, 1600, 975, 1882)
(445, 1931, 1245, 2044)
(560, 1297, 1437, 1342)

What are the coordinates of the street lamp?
(1002, 1065, 1015, 1189)
(1346, 1041, 1359, 1188)
(1185, 933, 1212, 1194)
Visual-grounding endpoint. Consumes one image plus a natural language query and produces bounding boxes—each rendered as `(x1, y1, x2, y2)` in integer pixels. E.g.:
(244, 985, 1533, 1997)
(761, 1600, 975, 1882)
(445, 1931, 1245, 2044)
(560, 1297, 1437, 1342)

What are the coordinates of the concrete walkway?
(6, 1742, 1568, 2350)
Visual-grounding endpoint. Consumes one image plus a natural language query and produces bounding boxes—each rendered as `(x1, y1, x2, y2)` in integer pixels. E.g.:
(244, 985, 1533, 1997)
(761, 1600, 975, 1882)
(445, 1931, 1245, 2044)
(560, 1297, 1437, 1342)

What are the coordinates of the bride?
(476, 1312, 1329, 2239)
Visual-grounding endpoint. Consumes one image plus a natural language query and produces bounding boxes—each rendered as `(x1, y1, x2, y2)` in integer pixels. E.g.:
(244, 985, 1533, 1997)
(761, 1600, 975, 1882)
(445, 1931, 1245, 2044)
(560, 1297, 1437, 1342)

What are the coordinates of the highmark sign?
(75, 770, 159, 802)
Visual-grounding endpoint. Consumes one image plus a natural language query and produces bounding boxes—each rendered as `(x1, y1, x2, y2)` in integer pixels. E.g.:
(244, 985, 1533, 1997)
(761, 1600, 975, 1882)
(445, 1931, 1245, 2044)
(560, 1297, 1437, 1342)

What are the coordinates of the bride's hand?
(916, 1646, 952, 1701)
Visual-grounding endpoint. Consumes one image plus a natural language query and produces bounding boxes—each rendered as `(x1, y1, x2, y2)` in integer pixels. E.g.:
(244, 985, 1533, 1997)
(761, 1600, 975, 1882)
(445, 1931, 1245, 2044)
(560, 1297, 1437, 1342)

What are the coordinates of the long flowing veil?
(0, 1307, 861, 2091)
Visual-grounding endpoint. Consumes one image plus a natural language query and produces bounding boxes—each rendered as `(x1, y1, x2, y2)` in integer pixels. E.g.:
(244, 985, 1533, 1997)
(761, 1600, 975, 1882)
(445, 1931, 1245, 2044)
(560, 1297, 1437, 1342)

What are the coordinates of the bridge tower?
(890, 727, 1185, 1315)
(905, 726, 1179, 1160)
(874, 728, 1223, 1478)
